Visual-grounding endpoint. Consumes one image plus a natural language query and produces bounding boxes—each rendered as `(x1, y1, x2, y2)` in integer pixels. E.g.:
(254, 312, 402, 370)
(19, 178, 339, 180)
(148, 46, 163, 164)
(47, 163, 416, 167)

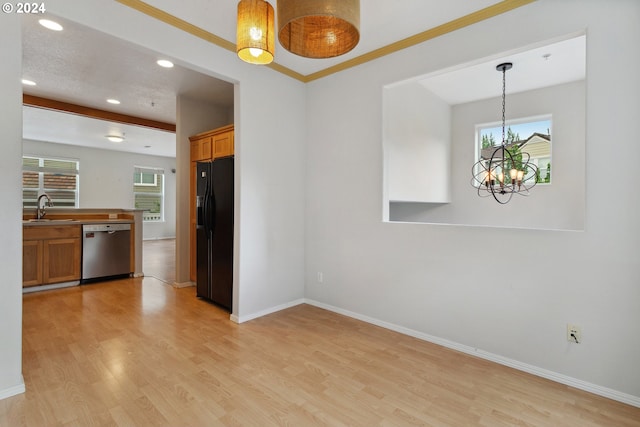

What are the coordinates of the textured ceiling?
(22, 12, 234, 158)
(22, 13, 234, 125)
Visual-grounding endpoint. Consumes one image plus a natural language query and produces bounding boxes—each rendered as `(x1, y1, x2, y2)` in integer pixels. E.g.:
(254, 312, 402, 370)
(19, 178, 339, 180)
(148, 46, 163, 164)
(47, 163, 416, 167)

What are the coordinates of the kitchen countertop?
(23, 218, 134, 227)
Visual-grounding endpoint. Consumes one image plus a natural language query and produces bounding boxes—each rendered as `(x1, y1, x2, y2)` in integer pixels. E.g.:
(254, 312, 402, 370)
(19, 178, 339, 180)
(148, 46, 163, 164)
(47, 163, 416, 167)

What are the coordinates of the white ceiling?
(418, 35, 586, 105)
(21, 1, 585, 159)
(23, 106, 178, 158)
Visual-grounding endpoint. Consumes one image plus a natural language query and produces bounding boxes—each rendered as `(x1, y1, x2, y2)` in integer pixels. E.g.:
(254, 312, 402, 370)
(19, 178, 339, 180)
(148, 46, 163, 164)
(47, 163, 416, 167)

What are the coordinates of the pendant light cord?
(501, 67, 506, 148)
(500, 65, 507, 178)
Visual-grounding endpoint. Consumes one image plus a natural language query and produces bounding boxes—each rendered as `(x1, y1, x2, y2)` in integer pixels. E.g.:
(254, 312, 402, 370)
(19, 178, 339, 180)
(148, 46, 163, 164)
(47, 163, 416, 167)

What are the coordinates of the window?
(133, 171, 157, 186)
(22, 156, 79, 208)
(133, 166, 164, 222)
(476, 115, 552, 184)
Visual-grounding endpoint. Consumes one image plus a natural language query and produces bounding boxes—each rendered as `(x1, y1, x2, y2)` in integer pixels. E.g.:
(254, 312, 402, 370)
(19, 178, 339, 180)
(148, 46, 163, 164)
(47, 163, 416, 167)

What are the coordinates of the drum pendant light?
(237, 0, 275, 65)
(277, 0, 360, 59)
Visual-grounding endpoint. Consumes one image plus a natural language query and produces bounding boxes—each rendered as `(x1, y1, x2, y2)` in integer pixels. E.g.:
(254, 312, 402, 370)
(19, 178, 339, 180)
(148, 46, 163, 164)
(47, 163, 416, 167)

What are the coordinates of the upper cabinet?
(190, 135, 212, 161)
(212, 128, 234, 159)
(189, 124, 234, 162)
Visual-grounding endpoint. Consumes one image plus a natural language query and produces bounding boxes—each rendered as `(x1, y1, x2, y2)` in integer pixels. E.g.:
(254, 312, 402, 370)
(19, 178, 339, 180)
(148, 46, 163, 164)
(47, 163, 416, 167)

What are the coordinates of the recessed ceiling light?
(21, 79, 36, 86)
(144, 145, 152, 148)
(107, 99, 121, 105)
(106, 135, 124, 143)
(156, 59, 174, 68)
(38, 19, 63, 31)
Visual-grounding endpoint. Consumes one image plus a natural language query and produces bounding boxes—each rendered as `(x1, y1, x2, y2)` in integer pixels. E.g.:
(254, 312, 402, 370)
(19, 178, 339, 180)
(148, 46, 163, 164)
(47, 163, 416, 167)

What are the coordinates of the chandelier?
(471, 62, 538, 204)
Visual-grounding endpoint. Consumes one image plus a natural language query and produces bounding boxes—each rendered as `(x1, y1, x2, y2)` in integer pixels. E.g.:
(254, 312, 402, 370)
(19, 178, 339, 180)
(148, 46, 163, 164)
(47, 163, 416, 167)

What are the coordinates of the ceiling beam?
(23, 94, 176, 133)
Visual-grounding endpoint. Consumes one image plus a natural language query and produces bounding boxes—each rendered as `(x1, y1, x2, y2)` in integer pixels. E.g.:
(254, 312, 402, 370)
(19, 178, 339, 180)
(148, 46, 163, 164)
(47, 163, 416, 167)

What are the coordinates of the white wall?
(306, 0, 640, 403)
(234, 75, 307, 319)
(384, 82, 451, 204)
(0, 13, 25, 399)
(177, 97, 233, 137)
(388, 80, 585, 230)
(23, 139, 177, 240)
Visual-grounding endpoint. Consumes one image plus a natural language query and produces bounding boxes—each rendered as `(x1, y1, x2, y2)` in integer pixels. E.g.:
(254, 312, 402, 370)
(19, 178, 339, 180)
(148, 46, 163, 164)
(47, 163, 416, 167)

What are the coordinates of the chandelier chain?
(501, 66, 506, 146)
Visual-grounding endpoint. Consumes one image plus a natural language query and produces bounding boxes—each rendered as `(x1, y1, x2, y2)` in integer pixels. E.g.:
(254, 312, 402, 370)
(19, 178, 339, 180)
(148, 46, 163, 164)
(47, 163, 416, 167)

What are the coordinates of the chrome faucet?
(36, 193, 53, 219)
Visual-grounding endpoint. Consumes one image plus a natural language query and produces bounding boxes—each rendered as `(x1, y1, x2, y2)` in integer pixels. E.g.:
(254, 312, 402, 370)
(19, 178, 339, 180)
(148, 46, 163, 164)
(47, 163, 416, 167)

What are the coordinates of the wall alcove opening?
(382, 34, 586, 231)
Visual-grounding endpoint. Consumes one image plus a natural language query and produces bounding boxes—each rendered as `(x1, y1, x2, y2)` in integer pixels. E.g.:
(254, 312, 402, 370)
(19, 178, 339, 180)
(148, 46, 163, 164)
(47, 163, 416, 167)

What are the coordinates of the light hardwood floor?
(142, 238, 175, 285)
(2, 265, 639, 425)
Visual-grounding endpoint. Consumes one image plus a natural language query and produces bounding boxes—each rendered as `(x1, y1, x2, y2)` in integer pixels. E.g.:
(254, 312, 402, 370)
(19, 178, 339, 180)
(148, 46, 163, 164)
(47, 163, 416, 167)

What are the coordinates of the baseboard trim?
(22, 281, 79, 293)
(233, 298, 306, 324)
(172, 281, 194, 289)
(303, 299, 640, 409)
(0, 377, 25, 400)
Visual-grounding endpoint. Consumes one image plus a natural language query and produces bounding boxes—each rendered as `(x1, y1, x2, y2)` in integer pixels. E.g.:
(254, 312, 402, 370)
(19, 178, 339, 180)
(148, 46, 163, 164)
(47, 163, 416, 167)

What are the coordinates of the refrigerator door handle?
(209, 191, 216, 234)
(196, 195, 203, 229)
(203, 193, 210, 234)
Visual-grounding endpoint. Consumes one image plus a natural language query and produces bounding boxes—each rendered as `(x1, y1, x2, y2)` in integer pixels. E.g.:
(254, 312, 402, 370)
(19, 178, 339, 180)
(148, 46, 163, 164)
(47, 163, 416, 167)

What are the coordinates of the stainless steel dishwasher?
(82, 223, 132, 282)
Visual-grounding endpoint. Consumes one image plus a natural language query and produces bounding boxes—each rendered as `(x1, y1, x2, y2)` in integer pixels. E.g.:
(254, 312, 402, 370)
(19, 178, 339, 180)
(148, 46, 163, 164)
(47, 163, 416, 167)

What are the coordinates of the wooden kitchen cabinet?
(23, 225, 81, 287)
(188, 124, 234, 281)
(212, 129, 234, 158)
(189, 124, 234, 161)
(190, 136, 212, 161)
(44, 238, 81, 283)
(23, 240, 43, 286)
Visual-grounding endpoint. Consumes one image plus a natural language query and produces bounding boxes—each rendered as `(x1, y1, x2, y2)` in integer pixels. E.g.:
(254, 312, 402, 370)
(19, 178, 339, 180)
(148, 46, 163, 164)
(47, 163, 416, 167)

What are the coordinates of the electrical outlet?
(317, 272, 323, 283)
(567, 324, 581, 343)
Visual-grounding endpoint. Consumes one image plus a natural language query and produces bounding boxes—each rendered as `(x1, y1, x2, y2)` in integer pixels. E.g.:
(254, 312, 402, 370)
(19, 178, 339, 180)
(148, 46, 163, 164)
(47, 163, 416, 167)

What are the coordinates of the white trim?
(232, 298, 306, 324)
(303, 299, 640, 409)
(0, 377, 25, 400)
(133, 171, 158, 187)
(22, 281, 79, 293)
(172, 281, 194, 289)
(134, 166, 165, 175)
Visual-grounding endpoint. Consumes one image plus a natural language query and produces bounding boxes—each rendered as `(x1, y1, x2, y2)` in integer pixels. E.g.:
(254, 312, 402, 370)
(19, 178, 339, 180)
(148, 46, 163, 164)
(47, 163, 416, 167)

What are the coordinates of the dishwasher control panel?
(83, 223, 131, 234)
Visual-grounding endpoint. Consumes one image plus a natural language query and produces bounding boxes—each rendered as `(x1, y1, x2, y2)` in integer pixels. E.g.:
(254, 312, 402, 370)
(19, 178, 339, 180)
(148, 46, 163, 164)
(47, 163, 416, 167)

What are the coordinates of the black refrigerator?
(196, 156, 234, 310)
